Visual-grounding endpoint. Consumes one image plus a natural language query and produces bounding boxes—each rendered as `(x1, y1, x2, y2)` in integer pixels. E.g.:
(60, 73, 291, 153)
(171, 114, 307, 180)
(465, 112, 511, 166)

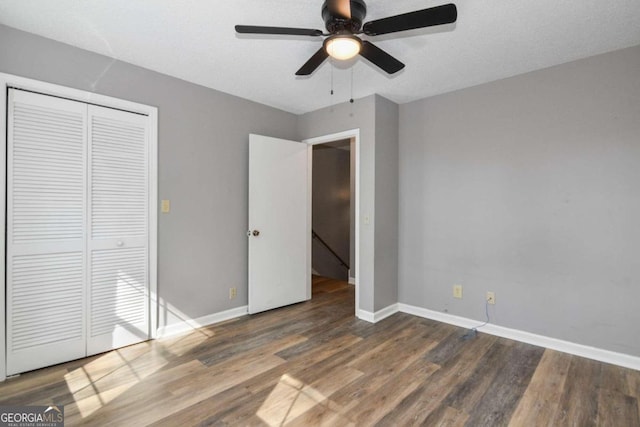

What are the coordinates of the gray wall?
(0, 24, 298, 328)
(298, 96, 377, 312)
(399, 44, 640, 356)
(374, 96, 399, 310)
(312, 144, 351, 280)
(298, 94, 400, 313)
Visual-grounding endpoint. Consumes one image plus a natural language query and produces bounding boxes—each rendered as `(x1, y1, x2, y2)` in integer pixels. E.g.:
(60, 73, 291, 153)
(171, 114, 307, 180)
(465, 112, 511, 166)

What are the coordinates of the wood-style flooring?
(1, 276, 639, 426)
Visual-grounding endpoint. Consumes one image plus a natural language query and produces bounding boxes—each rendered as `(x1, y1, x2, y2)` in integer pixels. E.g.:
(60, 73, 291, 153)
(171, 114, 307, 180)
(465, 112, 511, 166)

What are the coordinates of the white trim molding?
(357, 310, 375, 323)
(0, 72, 159, 382)
(398, 303, 640, 372)
(157, 306, 249, 338)
(357, 303, 400, 324)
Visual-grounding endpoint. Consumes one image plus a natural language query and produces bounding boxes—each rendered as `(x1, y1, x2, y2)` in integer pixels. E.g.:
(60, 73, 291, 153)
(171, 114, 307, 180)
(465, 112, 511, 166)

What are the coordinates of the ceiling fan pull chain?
(330, 59, 334, 95)
(349, 66, 354, 104)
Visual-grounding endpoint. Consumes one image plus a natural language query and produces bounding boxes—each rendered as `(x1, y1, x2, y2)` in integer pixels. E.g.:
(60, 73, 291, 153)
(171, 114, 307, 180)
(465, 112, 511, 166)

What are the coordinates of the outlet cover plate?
(486, 291, 496, 304)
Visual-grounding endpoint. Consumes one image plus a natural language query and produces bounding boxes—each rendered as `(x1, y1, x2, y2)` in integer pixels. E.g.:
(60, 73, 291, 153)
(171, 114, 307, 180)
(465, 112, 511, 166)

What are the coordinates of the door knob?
(117, 241, 124, 247)
(252, 230, 260, 237)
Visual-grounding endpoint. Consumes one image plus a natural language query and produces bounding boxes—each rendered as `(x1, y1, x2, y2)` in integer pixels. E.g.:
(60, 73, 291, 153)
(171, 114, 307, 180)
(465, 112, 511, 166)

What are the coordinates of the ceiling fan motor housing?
(322, 0, 367, 34)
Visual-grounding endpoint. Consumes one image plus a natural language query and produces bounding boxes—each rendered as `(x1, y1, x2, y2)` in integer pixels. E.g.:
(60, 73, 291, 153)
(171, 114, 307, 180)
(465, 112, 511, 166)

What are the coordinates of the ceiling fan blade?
(359, 41, 405, 74)
(295, 48, 330, 76)
(362, 3, 457, 36)
(327, 0, 351, 19)
(235, 25, 323, 37)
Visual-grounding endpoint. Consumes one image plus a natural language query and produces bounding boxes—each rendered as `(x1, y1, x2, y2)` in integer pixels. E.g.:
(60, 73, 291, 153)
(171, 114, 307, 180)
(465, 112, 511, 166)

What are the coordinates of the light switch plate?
(161, 199, 171, 213)
(453, 284, 463, 299)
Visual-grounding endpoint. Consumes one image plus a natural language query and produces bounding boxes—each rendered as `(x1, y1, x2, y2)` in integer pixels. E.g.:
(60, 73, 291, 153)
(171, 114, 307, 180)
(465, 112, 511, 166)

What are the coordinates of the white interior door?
(248, 134, 311, 314)
(6, 89, 88, 375)
(86, 105, 150, 356)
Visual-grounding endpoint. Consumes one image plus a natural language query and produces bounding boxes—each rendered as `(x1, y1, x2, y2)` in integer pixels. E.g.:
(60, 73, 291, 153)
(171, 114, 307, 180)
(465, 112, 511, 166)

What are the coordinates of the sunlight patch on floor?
(157, 326, 213, 357)
(64, 344, 169, 418)
(62, 320, 214, 419)
(257, 373, 352, 426)
(157, 297, 218, 346)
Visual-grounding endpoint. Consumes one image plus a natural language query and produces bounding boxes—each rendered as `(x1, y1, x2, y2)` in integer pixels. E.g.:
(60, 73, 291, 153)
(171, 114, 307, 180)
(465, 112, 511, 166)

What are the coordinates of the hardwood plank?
(286, 402, 355, 427)
(628, 368, 640, 398)
(420, 405, 469, 427)
(349, 357, 441, 425)
(274, 315, 363, 360)
(424, 328, 478, 365)
(209, 387, 274, 426)
(0, 366, 69, 400)
(598, 389, 640, 427)
(626, 369, 640, 423)
(552, 356, 603, 426)
(148, 385, 252, 427)
(245, 367, 363, 426)
(312, 276, 351, 293)
(601, 363, 632, 395)
(197, 320, 312, 367)
(169, 334, 306, 396)
(328, 323, 445, 412)
(348, 322, 433, 372)
(244, 333, 363, 396)
(375, 332, 499, 425)
(598, 362, 640, 426)
(442, 341, 514, 413)
(509, 349, 571, 426)
(464, 341, 544, 426)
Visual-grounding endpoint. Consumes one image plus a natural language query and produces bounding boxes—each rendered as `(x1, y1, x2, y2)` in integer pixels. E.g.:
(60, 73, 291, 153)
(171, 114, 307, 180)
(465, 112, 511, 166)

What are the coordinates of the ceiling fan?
(235, 0, 457, 76)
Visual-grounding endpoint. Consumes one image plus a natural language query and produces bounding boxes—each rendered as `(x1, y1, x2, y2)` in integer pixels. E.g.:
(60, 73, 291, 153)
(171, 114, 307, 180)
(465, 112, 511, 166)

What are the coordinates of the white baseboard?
(357, 303, 400, 324)
(157, 305, 248, 338)
(348, 276, 356, 285)
(398, 303, 640, 372)
(400, 304, 480, 330)
(356, 309, 374, 323)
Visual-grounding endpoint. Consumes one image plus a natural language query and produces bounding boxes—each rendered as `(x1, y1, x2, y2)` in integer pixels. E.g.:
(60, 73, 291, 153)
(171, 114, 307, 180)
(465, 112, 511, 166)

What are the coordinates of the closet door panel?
(87, 106, 150, 355)
(6, 89, 87, 375)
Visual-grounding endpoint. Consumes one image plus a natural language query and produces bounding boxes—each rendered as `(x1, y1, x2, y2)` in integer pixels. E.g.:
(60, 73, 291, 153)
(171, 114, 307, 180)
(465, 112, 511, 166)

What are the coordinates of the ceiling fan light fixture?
(324, 35, 362, 60)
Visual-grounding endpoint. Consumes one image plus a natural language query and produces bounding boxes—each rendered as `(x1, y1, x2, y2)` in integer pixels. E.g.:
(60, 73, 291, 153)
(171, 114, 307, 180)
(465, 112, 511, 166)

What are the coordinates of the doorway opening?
(305, 130, 359, 314)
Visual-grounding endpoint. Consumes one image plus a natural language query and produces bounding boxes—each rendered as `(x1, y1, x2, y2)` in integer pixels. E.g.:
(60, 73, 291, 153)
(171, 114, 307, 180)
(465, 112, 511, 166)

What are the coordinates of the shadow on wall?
(312, 141, 352, 281)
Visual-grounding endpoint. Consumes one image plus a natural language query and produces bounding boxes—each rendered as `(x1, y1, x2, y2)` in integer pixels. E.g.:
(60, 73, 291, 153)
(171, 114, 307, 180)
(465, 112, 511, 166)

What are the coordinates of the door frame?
(0, 73, 159, 382)
(304, 129, 360, 317)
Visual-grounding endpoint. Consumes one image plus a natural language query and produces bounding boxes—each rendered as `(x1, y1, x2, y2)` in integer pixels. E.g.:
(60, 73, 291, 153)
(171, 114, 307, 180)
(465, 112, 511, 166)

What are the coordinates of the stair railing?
(312, 229, 349, 270)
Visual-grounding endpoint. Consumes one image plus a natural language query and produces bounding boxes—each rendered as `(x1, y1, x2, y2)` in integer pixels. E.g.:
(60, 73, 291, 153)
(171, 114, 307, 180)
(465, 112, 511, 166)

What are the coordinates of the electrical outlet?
(486, 291, 496, 305)
(453, 284, 463, 299)
(229, 287, 237, 299)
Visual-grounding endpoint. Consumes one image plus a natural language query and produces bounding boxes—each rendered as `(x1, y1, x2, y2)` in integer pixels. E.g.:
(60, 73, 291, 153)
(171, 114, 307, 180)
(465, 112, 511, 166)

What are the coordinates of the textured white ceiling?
(1, 0, 639, 114)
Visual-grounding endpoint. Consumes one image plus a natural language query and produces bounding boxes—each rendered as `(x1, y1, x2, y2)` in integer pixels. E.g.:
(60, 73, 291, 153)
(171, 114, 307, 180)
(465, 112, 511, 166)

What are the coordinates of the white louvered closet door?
(6, 90, 88, 375)
(86, 105, 150, 356)
(6, 90, 152, 374)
